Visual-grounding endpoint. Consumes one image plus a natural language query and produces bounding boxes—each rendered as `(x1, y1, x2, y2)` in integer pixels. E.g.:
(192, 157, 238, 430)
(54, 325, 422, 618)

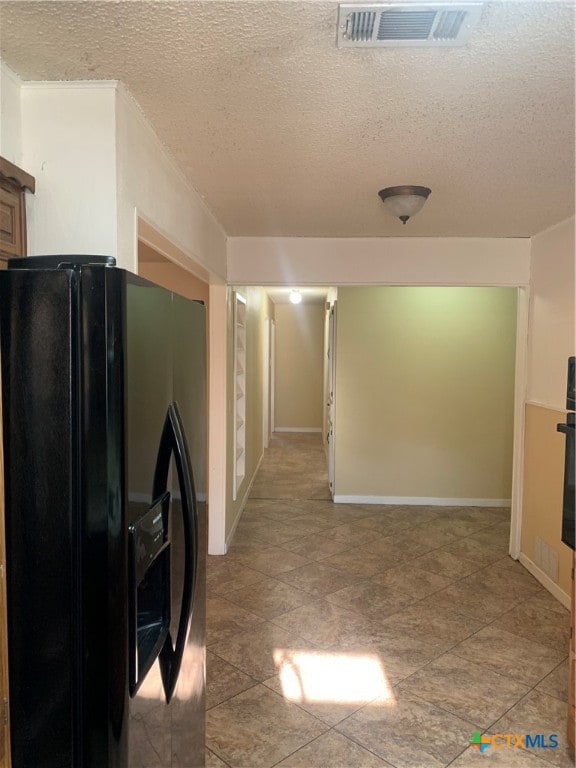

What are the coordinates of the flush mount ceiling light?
(378, 185, 432, 225)
(289, 289, 302, 304)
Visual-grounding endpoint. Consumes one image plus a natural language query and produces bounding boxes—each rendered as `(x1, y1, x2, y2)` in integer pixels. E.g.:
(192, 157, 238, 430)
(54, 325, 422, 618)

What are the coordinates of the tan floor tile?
(370, 505, 444, 527)
(491, 690, 573, 767)
(243, 498, 310, 519)
(472, 527, 512, 551)
(362, 531, 437, 564)
(226, 538, 275, 557)
(535, 659, 569, 702)
(404, 523, 460, 549)
(275, 730, 394, 767)
(450, 626, 567, 686)
(523, 589, 570, 617)
(422, 514, 494, 538)
(262, 674, 367, 726)
(225, 575, 314, 619)
(262, 642, 395, 726)
(320, 523, 385, 547)
(441, 537, 507, 566)
(277, 517, 335, 535)
(206, 684, 328, 768)
(336, 688, 477, 768)
(207, 559, 265, 595)
(443, 507, 509, 526)
(337, 624, 448, 685)
(227, 546, 311, 576)
(235, 519, 308, 545)
(315, 503, 378, 522)
(319, 546, 391, 578)
(326, 580, 415, 622)
(458, 563, 542, 601)
(250, 480, 331, 500)
(270, 598, 374, 649)
(411, 549, 482, 580)
(492, 602, 570, 651)
(209, 621, 314, 681)
(206, 748, 230, 767)
(490, 554, 529, 571)
(449, 741, 549, 766)
(206, 596, 265, 646)
(398, 653, 530, 728)
(424, 582, 517, 623)
(281, 531, 354, 560)
(371, 564, 453, 599)
(274, 561, 363, 597)
(206, 650, 257, 709)
(380, 600, 484, 646)
(215, 436, 568, 768)
(355, 514, 414, 537)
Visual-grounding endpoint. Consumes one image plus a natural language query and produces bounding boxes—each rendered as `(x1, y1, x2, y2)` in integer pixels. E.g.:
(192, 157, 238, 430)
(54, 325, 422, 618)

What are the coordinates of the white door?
(327, 303, 337, 497)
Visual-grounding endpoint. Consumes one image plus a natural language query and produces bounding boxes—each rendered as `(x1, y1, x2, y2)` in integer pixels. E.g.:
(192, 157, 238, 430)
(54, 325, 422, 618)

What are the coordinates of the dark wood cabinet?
(0, 157, 35, 266)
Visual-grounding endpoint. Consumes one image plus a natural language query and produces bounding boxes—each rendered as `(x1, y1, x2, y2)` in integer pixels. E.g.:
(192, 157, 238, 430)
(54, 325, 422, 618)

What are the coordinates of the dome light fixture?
(289, 289, 302, 305)
(378, 185, 431, 225)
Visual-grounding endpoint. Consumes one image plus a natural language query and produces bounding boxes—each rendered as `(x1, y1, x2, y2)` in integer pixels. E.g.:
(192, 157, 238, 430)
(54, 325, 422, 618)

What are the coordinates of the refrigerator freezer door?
(0, 267, 81, 768)
(125, 279, 206, 768)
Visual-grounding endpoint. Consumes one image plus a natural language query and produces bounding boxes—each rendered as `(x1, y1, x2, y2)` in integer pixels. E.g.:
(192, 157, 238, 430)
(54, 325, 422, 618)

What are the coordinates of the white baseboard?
(225, 452, 264, 552)
(333, 495, 511, 507)
(274, 427, 322, 433)
(518, 552, 570, 609)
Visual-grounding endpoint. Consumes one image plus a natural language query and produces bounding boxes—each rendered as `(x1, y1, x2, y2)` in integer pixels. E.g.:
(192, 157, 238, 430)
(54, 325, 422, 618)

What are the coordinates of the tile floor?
(205, 434, 572, 768)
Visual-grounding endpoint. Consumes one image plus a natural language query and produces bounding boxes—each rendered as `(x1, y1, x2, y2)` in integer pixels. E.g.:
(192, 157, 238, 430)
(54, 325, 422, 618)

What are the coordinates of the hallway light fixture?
(289, 289, 302, 305)
(378, 185, 431, 225)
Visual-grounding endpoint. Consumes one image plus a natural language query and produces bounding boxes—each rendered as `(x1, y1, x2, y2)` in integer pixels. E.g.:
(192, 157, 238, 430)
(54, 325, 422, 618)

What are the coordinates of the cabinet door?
(0, 179, 25, 262)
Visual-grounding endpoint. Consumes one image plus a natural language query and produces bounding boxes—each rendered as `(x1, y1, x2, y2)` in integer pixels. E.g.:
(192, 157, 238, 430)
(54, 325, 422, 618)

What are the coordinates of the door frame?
(270, 319, 276, 435)
(263, 316, 271, 449)
(327, 301, 337, 498)
(509, 286, 529, 559)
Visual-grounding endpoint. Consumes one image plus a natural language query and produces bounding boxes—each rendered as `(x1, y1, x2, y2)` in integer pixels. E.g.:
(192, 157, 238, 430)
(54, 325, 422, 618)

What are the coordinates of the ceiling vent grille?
(337, 3, 483, 47)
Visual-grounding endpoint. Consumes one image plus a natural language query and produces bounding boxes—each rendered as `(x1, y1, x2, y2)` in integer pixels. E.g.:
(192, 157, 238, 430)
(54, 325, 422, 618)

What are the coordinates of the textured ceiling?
(0, 1, 574, 238)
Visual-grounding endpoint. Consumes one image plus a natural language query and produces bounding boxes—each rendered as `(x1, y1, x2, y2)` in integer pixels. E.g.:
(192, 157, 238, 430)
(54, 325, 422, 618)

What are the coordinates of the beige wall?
(225, 286, 273, 540)
(228, 236, 530, 286)
(521, 217, 575, 598)
(138, 253, 210, 305)
(335, 287, 517, 502)
(274, 304, 325, 431)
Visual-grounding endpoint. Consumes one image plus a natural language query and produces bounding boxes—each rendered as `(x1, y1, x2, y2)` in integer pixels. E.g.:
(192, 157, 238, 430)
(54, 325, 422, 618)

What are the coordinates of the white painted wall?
(115, 87, 226, 275)
(526, 217, 576, 409)
(227, 237, 531, 287)
(20, 83, 118, 258)
(0, 62, 23, 164)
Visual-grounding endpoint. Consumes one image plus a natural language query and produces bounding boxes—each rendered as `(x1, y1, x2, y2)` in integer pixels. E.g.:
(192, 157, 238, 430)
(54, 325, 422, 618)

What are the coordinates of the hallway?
(205, 434, 571, 768)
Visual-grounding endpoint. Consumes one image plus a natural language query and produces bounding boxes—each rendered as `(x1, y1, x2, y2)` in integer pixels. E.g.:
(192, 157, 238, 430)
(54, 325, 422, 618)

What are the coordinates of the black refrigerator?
(0, 255, 206, 768)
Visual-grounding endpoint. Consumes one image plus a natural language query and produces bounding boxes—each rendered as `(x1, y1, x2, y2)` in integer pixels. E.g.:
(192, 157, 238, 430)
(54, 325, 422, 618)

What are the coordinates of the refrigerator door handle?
(153, 402, 199, 703)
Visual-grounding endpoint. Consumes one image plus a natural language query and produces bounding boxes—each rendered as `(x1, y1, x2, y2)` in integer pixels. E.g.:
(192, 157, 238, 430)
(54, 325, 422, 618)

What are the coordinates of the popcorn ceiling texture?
(0, 1, 574, 237)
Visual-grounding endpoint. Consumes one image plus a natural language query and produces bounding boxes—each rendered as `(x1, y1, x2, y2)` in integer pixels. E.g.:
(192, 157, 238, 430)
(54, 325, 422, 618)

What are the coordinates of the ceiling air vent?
(337, 3, 483, 47)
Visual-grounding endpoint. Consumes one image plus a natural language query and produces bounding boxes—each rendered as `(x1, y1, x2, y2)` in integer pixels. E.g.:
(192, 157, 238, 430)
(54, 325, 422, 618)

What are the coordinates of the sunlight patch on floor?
(273, 648, 396, 707)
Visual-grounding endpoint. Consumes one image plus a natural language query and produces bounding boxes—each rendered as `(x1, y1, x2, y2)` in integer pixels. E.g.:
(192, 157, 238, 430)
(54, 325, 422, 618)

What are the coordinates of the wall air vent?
(337, 3, 483, 47)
